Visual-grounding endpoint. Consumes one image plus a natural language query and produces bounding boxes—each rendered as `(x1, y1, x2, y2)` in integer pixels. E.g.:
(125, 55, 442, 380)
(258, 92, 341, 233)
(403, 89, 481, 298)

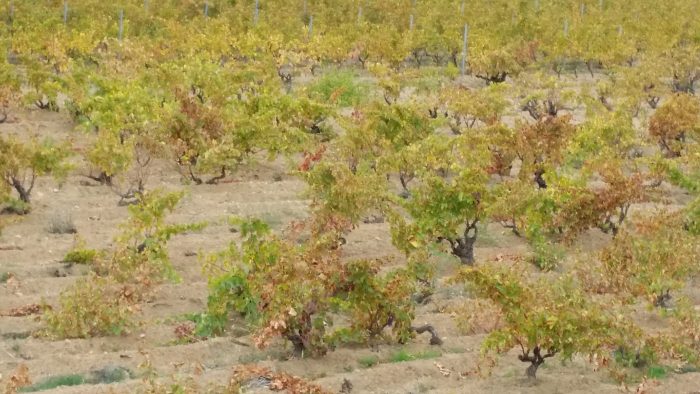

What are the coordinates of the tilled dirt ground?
(1, 109, 700, 393)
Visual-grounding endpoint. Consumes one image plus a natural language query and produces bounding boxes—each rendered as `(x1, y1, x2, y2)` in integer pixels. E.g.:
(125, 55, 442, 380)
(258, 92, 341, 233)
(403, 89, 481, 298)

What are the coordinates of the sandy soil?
(1, 109, 700, 394)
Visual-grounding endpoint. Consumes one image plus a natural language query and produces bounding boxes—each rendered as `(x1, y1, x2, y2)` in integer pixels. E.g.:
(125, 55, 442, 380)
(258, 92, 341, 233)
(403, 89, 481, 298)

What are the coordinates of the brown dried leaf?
(434, 361, 452, 377)
(2, 304, 42, 317)
(4, 364, 31, 394)
(173, 321, 196, 342)
(230, 365, 332, 394)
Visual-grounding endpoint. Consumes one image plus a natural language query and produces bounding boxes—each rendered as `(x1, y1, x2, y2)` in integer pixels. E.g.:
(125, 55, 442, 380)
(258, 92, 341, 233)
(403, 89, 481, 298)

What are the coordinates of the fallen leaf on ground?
(1, 304, 42, 317)
(434, 361, 452, 377)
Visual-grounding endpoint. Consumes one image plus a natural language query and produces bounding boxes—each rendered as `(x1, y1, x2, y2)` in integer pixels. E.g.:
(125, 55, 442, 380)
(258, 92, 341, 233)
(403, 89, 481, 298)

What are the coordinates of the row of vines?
(1, 0, 699, 390)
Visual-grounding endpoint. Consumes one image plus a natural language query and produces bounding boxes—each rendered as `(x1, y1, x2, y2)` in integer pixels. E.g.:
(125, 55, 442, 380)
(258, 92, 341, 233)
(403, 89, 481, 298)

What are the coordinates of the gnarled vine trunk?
(441, 219, 478, 265)
(519, 345, 557, 379)
(476, 71, 508, 84)
(534, 169, 547, 189)
(411, 324, 443, 345)
(10, 175, 34, 203)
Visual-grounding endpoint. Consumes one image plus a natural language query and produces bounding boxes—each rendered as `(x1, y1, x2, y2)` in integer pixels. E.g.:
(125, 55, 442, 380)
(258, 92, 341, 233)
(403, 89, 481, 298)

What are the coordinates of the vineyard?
(0, 0, 699, 392)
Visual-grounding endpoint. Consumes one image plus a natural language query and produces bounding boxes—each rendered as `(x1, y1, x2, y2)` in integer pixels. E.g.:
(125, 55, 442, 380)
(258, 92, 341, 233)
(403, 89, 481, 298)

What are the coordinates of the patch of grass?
(676, 364, 700, 374)
(2, 198, 30, 215)
(415, 349, 442, 360)
(2, 331, 30, 340)
(444, 347, 466, 354)
(389, 349, 414, 363)
(388, 348, 441, 363)
(17, 366, 132, 392)
(647, 365, 668, 379)
(0, 271, 13, 283)
(47, 215, 77, 234)
(62, 248, 98, 264)
(309, 70, 368, 107)
(357, 355, 379, 368)
(414, 383, 435, 393)
(161, 313, 198, 325)
(529, 232, 563, 272)
(19, 374, 85, 392)
(62, 237, 99, 264)
(88, 366, 132, 384)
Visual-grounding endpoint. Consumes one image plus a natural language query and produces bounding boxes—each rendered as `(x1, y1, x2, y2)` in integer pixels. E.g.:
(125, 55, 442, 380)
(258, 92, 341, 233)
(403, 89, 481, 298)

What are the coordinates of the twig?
(412, 324, 443, 345)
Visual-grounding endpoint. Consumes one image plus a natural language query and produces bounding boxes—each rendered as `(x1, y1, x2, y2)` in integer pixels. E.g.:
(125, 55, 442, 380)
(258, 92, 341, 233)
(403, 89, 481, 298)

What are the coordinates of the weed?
(414, 383, 435, 393)
(0, 271, 12, 283)
(18, 374, 84, 392)
(173, 321, 198, 343)
(88, 366, 133, 384)
(444, 347, 467, 354)
(62, 248, 98, 264)
(676, 364, 700, 374)
(647, 365, 668, 379)
(389, 349, 441, 363)
(2, 331, 30, 340)
(47, 215, 77, 234)
(389, 349, 413, 363)
(2, 198, 31, 215)
(310, 70, 368, 107)
(357, 355, 379, 368)
(528, 230, 563, 272)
